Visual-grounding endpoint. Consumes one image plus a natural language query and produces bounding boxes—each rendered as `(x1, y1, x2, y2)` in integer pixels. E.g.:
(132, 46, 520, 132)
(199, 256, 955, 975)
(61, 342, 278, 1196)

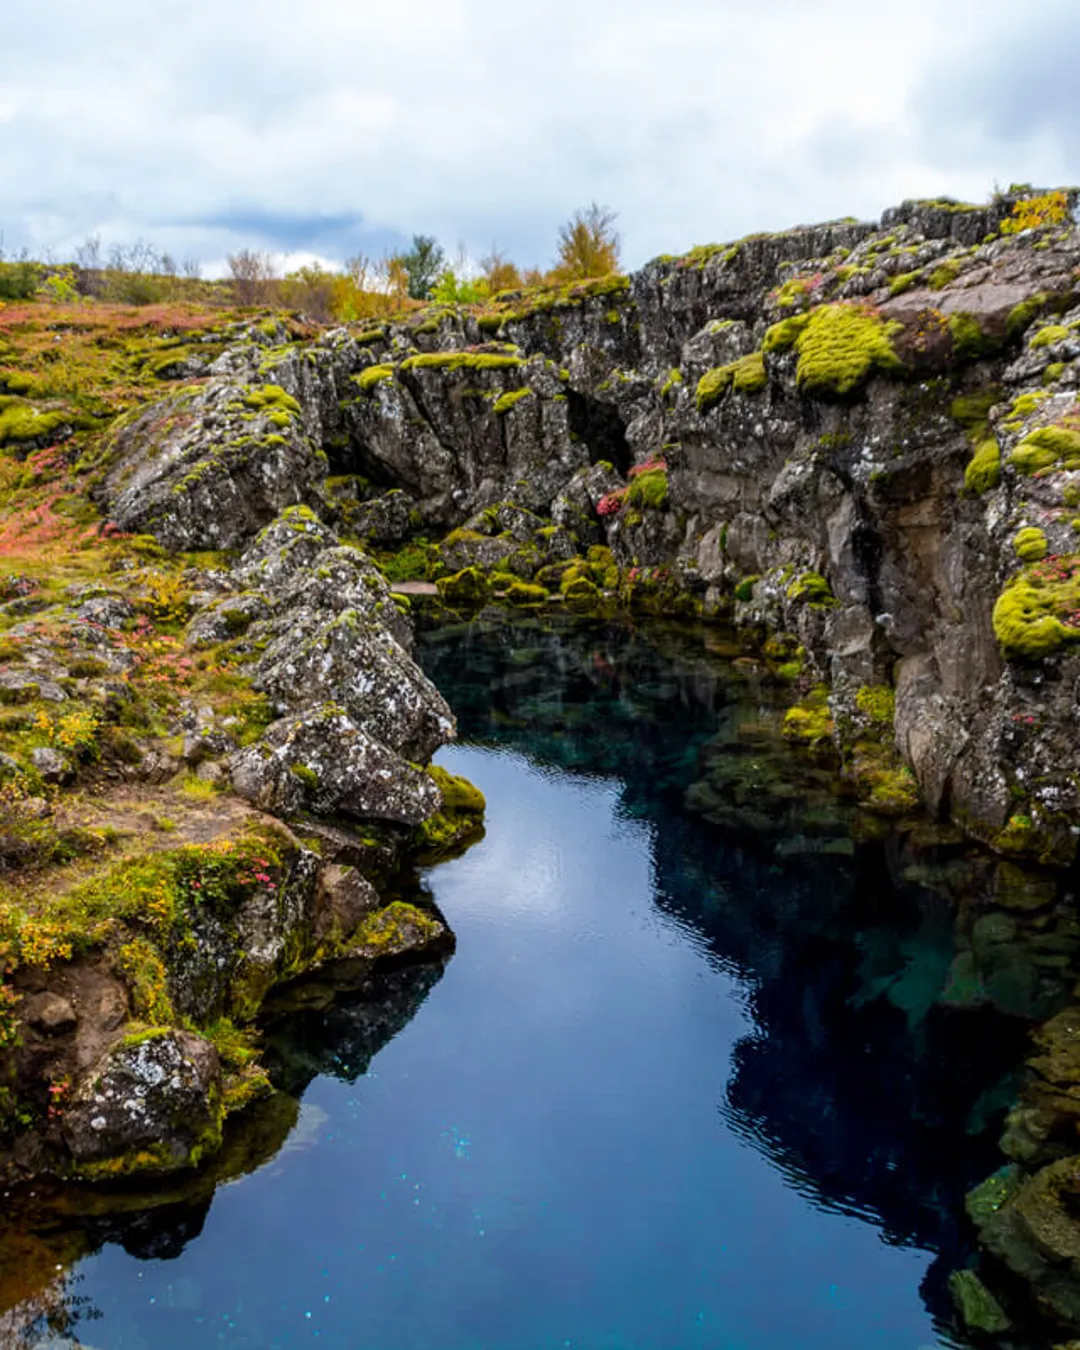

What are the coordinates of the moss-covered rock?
(993, 556, 1080, 658)
(436, 567, 490, 609)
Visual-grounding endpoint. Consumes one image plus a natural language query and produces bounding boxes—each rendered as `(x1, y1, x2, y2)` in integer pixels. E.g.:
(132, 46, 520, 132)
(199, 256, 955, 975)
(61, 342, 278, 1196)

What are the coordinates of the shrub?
(552, 203, 621, 281)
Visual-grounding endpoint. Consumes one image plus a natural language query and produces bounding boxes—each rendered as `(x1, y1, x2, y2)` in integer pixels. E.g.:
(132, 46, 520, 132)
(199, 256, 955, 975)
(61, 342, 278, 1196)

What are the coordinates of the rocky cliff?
(145, 185, 1071, 871)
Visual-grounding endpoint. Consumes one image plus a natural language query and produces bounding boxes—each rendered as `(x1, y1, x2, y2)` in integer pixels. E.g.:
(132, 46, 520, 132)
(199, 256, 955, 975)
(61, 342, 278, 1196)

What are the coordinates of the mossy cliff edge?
(0, 308, 490, 1186)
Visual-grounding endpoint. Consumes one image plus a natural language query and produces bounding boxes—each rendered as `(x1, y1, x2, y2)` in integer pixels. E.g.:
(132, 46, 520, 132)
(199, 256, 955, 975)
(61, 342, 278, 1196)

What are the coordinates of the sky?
(2, 0, 1079, 276)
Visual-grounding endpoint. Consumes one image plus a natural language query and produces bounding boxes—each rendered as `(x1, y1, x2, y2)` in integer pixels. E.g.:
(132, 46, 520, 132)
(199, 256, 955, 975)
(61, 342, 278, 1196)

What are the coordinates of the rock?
(24, 992, 77, 1036)
(63, 1030, 222, 1177)
(349, 489, 418, 545)
(436, 567, 490, 609)
(314, 864, 381, 940)
(252, 610, 453, 763)
(75, 594, 134, 629)
(948, 1268, 1011, 1334)
(229, 705, 442, 825)
(29, 747, 74, 785)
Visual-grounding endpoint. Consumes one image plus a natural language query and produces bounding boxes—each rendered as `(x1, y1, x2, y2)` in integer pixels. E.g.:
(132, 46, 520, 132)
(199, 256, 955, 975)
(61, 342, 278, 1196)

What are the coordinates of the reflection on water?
(2, 610, 1076, 1349)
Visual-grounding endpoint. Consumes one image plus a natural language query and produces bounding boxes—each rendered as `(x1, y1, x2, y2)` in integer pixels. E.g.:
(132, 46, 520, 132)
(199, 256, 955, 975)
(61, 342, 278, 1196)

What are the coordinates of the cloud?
(2, 0, 1077, 272)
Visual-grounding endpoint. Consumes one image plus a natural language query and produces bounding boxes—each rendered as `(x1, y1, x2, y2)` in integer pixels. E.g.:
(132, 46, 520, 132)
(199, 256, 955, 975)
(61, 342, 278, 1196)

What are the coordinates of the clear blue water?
(7, 613, 1067, 1349)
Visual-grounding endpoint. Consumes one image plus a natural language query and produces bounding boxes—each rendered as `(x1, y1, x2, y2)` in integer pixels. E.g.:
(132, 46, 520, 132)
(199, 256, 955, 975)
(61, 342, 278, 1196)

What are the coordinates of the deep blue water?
(8, 612, 1070, 1350)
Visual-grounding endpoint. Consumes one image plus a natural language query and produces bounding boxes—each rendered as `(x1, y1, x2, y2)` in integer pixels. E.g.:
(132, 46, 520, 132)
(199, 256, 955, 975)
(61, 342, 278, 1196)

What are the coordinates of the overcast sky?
(2, 0, 1078, 276)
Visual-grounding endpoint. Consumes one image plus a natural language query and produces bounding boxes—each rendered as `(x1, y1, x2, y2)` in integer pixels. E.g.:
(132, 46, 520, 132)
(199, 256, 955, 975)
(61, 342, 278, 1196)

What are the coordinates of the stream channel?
(4, 609, 1077, 1349)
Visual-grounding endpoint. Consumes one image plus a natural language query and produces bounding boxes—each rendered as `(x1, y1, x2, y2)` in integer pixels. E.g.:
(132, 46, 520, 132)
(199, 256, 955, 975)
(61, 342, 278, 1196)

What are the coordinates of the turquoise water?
(9, 613, 1066, 1349)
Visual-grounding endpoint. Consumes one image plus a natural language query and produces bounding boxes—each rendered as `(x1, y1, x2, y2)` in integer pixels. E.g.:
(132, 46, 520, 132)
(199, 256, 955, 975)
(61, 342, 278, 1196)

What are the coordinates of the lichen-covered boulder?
(252, 610, 453, 762)
(63, 1030, 222, 1178)
(230, 705, 441, 825)
(349, 489, 418, 545)
(101, 383, 327, 552)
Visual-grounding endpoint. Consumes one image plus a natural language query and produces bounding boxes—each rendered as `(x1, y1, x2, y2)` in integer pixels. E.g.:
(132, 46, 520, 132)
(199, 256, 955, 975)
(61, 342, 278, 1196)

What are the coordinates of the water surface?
(8, 612, 1072, 1350)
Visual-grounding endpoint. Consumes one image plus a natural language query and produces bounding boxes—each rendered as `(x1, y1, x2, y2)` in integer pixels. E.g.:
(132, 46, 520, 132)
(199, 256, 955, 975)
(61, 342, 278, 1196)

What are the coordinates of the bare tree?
(227, 248, 278, 306)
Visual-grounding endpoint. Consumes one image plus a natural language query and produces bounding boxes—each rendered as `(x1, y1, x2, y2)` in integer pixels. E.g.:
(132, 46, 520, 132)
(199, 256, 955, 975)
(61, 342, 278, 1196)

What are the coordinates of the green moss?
(762, 312, 811, 354)
(993, 555, 1080, 658)
(950, 387, 1001, 436)
(1010, 425, 1080, 475)
(1043, 361, 1067, 385)
(414, 767, 486, 859)
(1009, 390, 1049, 419)
(289, 763, 320, 790)
(242, 384, 301, 418)
(734, 575, 759, 603)
(505, 580, 548, 606)
(888, 271, 920, 297)
(1031, 323, 1068, 349)
(1006, 293, 1047, 343)
(783, 687, 834, 745)
(355, 364, 394, 394)
(492, 388, 534, 416)
(855, 685, 895, 726)
(1013, 526, 1049, 562)
(965, 439, 1001, 493)
(696, 352, 767, 409)
(561, 573, 601, 607)
(626, 467, 669, 510)
(787, 571, 835, 605)
(0, 404, 79, 446)
(792, 304, 904, 397)
(928, 258, 963, 290)
(948, 312, 1000, 362)
(435, 567, 490, 608)
(659, 369, 683, 399)
(400, 352, 525, 374)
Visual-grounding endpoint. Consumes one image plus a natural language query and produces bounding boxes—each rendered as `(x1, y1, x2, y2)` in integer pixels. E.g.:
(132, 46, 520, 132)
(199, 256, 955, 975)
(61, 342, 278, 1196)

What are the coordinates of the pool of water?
(6, 612, 1072, 1349)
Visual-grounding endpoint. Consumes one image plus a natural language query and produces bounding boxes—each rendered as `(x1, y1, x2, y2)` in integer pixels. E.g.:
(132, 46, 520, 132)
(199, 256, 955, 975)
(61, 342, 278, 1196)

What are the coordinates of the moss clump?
(950, 388, 1001, 436)
(436, 567, 490, 609)
(400, 352, 525, 374)
(1006, 293, 1047, 343)
(659, 369, 682, 399)
(695, 353, 767, 411)
(948, 312, 1001, 362)
(1031, 324, 1069, 349)
(993, 555, 1080, 658)
(505, 580, 548, 606)
(561, 573, 601, 608)
(0, 404, 78, 446)
(492, 388, 533, 415)
(355, 364, 394, 394)
(243, 384, 301, 418)
(787, 571, 835, 605)
(762, 313, 811, 354)
(414, 766, 486, 859)
(965, 438, 1002, 493)
(353, 901, 445, 951)
(783, 687, 834, 746)
(1044, 361, 1067, 385)
(1014, 526, 1049, 562)
(1011, 425, 1080, 475)
(734, 575, 759, 603)
(626, 466, 669, 510)
(791, 304, 904, 398)
(888, 270, 920, 297)
(856, 685, 895, 726)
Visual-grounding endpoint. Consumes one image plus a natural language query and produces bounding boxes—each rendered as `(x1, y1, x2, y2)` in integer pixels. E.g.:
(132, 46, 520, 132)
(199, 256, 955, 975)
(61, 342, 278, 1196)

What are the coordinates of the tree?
(553, 203, 621, 281)
(401, 234, 445, 300)
(478, 247, 522, 297)
(227, 248, 278, 306)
